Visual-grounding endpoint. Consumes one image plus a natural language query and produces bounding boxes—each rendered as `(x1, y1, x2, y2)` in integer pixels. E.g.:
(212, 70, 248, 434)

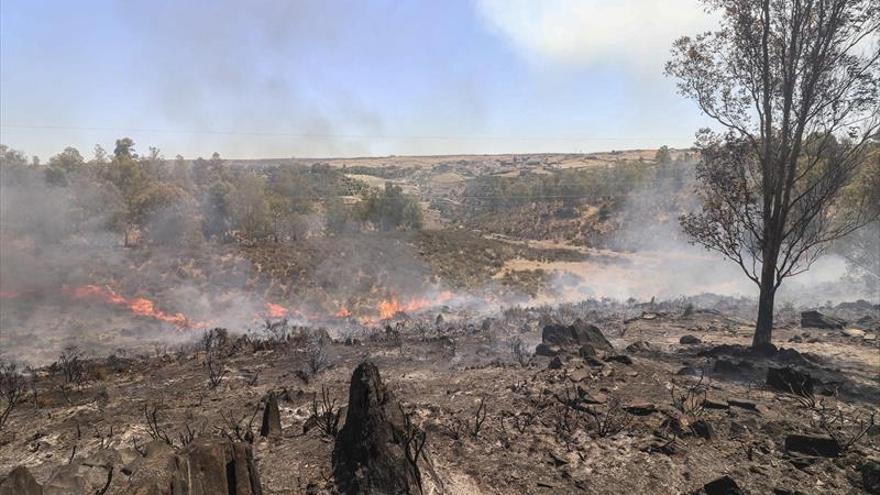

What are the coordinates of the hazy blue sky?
(1, 0, 718, 159)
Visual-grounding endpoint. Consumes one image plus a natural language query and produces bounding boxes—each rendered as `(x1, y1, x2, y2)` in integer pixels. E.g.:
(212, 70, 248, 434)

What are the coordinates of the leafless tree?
(214, 404, 260, 444)
(309, 386, 341, 439)
(204, 351, 227, 389)
(667, 0, 880, 351)
(0, 361, 27, 430)
(305, 332, 330, 376)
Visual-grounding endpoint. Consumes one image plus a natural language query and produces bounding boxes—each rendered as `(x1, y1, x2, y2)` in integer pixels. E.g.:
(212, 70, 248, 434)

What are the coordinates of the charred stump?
(260, 392, 282, 438)
(333, 361, 423, 495)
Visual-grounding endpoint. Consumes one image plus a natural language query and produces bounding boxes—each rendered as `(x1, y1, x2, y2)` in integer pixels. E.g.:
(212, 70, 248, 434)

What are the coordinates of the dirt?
(2, 301, 877, 494)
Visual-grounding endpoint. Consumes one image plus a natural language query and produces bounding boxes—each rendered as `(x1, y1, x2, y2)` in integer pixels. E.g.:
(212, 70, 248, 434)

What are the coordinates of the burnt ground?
(1, 301, 878, 494)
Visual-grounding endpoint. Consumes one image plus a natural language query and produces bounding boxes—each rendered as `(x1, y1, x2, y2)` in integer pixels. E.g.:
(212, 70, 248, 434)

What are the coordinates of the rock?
(692, 475, 743, 495)
(702, 399, 728, 410)
(626, 341, 658, 353)
(578, 344, 596, 358)
(766, 367, 813, 396)
(548, 356, 563, 370)
(680, 335, 702, 345)
(861, 461, 880, 494)
(541, 319, 613, 352)
(691, 420, 715, 440)
(126, 439, 261, 495)
(727, 398, 758, 411)
(534, 343, 559, 357)
(676, 365, 703, 376)
(260, 392, 282, 438)
(604, 354, 633, 365)
(784, 434, 841, 458)
(641, 440, 679, 455)
(712, 359, 752, 375)
(801, 310, 846, 329)
(623, 403, 657, 416)
(773, 489, 806, 495)
(0, 466, 42, 495)
(775, 348, 810, 366)
(333, 361, 423, 494)
(788, 335, 804, 343)
(43, 464, 86, 495)
(843, 328, 865, 338)
(583, 355, 605, 367)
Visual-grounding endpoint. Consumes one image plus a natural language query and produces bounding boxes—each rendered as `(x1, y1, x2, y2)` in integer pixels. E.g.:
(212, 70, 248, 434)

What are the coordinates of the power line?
(0, 123, 685, 143)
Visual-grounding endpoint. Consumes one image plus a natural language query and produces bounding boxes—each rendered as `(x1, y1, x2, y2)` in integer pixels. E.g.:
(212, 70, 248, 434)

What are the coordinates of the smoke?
(542, 158, 878, 306)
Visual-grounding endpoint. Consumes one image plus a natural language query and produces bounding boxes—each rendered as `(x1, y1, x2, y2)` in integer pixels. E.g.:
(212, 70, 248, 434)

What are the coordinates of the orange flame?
(65, 284, 191, 327)
(374, 293, 451, 320)
(336, 307, 351, 318)
(265, 302, 289, 318)
(0, 290, 20, 298)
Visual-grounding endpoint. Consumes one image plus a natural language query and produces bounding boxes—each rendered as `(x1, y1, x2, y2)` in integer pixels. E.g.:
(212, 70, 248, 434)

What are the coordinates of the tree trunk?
(753, 255, 777, 354)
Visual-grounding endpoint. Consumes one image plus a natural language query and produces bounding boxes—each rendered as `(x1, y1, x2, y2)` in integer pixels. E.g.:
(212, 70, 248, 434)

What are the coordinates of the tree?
(113, 137, 136, 160)
(655, 145, 672, 164)
(92, 144, 109, 165)
(230, 173, 271, 241)
(104, 138, 154, 246)
(45, 147, 85, 186)
(667, 0, 879, 351)
(836, 145, 880, 292)
(360, 183, 423, 231)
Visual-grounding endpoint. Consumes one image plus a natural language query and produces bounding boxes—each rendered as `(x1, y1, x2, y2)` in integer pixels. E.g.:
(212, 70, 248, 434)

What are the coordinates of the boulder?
(680, 335, 702, 345)
(333, 361, 423, 495)
(541, 319, 613, 352)
(692, 475, 743, 495)
(260, 392, 282, 438)
(800, 310, 846, 329)
(548, 356, 563, 370)
(0, 466, 42, 495)
(784, 434, 841, 458)
(766, 367, 813, 397)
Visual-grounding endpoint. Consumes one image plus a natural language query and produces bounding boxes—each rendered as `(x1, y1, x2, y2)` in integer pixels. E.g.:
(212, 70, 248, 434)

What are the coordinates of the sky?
(0, 0, 718, 159)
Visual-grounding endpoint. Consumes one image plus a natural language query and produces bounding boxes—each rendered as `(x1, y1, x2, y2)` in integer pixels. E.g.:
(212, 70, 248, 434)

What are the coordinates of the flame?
(336, 307, 351, 318)
(377, 292, 440, 320)
(65, 284, 192, 327)
(0, 290, 20, 298)
(265, 302, 289, 318)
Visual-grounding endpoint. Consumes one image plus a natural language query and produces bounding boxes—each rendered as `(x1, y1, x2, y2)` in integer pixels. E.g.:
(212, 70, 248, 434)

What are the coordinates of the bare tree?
(667, 0, 880, 351)
(0, 361, 27, 430)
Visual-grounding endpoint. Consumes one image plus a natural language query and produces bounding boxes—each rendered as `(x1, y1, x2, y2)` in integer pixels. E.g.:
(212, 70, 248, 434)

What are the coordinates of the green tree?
(655, 146, 672, 164)
(45, 147, 85, 186)
(668, 0, 879, 352)
(230, 173, 271, 241)
(360, 182, 423, 231)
